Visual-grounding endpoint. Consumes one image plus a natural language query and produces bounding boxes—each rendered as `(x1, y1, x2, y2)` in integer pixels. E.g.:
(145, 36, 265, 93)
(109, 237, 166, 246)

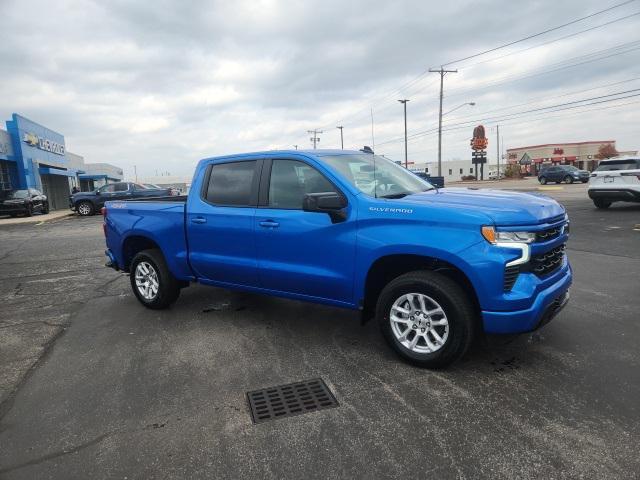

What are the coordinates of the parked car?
(70, 182, 173, 216)
(102, 150, 571, 368)
(538, 165, 589, 184)
(588, 156, 640, 209)
(488, 171, 504, 180)
(0, 189, 49, 217)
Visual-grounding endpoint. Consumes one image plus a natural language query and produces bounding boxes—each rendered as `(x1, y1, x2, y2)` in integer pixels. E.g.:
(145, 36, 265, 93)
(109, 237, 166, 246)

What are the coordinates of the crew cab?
(70, 182, 173, 216)
(103, 150, 572, 368)
(588, 156, 640, 209)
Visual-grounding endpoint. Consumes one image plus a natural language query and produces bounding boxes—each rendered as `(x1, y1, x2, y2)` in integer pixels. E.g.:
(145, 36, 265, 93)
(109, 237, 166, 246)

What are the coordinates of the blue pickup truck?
(103, 150, 572, 368)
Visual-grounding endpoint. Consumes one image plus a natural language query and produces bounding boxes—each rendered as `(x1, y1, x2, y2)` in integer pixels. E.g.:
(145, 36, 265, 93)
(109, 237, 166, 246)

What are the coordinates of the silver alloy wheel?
(134, 261, 160, 300)
(78, 203, 91, 215)
(389, 293, 449, 353)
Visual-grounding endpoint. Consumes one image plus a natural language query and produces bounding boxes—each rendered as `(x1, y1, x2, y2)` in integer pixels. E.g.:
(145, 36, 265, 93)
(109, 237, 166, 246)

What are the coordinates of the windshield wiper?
(380, 188, 434, 199)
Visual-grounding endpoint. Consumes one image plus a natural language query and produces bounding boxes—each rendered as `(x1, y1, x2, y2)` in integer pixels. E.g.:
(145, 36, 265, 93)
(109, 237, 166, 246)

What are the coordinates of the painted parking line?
(537, 186, 564, 191)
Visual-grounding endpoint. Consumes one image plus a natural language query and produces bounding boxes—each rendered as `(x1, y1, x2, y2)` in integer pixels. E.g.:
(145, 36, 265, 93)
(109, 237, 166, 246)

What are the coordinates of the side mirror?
(95, 190, 101, 195)
(303, 192, 347, 223)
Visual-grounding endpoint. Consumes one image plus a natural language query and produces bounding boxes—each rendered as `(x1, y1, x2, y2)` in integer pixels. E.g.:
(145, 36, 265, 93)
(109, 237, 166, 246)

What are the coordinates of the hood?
(396, 187, 565, 226)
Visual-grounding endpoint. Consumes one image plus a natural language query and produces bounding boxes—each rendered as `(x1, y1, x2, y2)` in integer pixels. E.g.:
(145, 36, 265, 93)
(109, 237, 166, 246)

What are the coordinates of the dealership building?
(506, 140, 638, 174)
(0, 113, 123, 210)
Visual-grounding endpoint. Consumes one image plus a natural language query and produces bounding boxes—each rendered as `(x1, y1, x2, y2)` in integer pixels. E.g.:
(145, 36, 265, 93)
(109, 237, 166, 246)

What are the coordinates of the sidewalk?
(0, 209, 74, 226)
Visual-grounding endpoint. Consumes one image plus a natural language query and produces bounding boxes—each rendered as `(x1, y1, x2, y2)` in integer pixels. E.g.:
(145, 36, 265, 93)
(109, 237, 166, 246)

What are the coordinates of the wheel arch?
(121, 235, 162, 272)
(361, 254, 481, 325)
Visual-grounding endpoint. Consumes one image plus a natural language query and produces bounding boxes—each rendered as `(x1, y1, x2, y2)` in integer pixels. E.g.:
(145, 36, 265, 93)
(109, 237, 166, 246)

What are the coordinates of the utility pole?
(429, 67, 458, 176)
(336, 126, 344, 149)
(293, 145, 298, 150)
(370, 108, 375, 151)
(398, 100, 409, 168)
(307, 129, 323, 149)
(496, 125, 500, 181)
(134, 165, 138, 183)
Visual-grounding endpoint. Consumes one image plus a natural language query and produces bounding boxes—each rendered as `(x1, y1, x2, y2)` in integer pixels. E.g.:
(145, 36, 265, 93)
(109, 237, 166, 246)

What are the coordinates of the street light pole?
(336, 126, 344, 149)
(398, 99, 409, 168)
(429, 67, 458, 176)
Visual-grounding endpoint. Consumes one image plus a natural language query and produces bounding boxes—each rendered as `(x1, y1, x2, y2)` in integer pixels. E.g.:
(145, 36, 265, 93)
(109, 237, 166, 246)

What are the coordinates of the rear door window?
(205, 161, 258, 206)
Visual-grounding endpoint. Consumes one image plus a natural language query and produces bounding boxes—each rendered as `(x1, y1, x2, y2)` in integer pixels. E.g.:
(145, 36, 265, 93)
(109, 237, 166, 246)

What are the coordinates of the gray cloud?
(1, 0, 638, 178)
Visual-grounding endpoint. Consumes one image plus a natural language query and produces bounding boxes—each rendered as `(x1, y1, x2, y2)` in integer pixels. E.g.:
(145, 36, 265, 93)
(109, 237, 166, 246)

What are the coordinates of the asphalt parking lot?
(1, 182, 639, 479)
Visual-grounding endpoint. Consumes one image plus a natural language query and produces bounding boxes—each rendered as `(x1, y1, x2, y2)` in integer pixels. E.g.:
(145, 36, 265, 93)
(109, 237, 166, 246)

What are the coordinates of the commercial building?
(0, 113, 123, 209)
(409, 160, 505, 183)
(506, 140, 638, 175)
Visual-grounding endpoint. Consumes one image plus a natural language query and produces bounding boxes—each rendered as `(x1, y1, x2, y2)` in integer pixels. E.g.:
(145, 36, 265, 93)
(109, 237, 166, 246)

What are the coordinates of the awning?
(38, 166, 76, 177)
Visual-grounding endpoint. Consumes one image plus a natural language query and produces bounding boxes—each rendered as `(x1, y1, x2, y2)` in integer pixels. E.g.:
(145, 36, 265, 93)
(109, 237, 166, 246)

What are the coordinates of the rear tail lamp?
(621, 172, 640, 180)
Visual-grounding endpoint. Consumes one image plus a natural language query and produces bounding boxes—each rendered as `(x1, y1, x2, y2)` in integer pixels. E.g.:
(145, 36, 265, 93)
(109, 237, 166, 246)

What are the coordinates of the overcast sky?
(1, 0, 638, 179)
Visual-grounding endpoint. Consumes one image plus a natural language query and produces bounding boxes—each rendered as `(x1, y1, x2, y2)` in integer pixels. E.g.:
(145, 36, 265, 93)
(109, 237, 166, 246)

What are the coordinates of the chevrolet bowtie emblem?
(23, 132, 39, 146)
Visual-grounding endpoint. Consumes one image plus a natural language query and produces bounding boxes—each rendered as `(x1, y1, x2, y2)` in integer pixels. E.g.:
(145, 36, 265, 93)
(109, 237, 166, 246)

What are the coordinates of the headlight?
(481, 226, 535, 244)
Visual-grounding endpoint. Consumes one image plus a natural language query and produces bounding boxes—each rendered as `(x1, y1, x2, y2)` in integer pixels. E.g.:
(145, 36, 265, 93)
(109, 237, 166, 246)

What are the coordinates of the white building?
(409, 160, 505, 183)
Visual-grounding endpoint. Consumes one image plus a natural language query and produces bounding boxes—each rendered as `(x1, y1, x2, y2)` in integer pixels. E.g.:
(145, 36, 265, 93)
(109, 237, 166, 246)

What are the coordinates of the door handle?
(259, 220, 279, 228)
(191, 217, 207, 224)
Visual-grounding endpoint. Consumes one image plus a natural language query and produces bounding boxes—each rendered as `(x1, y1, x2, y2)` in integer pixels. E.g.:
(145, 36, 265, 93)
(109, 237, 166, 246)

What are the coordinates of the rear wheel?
(76, 201, 94, 216)
(539, 177, 547, 185)
(564, 175, 574, 184)
(376, 271, 475, 369)
(130, 249, 181, 309)
(593, 198, 611, 209)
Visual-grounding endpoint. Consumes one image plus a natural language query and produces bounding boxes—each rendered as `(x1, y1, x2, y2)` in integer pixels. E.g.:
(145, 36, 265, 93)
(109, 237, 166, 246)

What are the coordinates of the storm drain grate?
(247, 378, 339, 424)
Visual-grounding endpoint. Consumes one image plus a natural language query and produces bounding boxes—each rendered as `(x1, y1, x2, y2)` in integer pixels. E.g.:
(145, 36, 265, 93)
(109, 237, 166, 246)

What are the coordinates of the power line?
(440, 0, 638, 67)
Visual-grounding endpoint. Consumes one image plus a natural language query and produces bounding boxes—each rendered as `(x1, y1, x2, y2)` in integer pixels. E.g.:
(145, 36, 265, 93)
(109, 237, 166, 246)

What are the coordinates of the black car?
(538, 165, 590, 184)
(0, 189, 49, 217)
(70, 182, 173, 216)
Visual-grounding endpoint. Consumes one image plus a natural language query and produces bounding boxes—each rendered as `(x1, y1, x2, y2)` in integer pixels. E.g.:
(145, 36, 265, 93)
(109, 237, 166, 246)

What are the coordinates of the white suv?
(588, 156, 640, 209)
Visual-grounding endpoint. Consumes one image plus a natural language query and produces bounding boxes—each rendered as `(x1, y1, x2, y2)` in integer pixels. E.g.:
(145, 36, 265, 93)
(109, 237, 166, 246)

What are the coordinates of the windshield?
(4, 190, 29, 199)
(321, 154, 434, 198)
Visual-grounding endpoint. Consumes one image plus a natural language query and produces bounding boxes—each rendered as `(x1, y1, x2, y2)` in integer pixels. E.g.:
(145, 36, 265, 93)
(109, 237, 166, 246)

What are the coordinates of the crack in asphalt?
(0, 431, 114, 474)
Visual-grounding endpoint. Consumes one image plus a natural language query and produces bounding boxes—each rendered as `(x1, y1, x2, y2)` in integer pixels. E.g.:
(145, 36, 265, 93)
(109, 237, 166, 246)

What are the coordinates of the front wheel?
(76, 201, 94, 216)
(539, 177, 547, 185)
(564, 175, 574, 184)
(130, 249, 181, 309)
(593, 198, 611, 209)
(42, 202, 50, 214)
(25, 204, 33, 217)
(376, 271, 475, 369)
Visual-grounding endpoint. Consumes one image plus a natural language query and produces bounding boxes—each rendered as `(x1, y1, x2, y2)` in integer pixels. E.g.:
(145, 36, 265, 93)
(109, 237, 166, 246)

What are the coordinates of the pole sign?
(470, 125, 488, 180)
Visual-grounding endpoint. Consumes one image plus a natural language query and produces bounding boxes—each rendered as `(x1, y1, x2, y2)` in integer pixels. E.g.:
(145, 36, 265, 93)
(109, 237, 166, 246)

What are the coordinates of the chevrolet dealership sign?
(23, 132, 65, 156)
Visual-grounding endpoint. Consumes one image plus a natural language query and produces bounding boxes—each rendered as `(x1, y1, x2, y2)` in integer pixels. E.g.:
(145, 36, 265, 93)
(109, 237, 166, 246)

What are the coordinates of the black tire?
(593, 199, 611, 209)
(76, 201, 94, 216)
(564, 175, 574, 184)
(25, 203, 33, 217)
(539, 177, 547, 185)
(42, 202, 50, 214)
(130, 249, 181, 309)
(376, 270, 475, 369)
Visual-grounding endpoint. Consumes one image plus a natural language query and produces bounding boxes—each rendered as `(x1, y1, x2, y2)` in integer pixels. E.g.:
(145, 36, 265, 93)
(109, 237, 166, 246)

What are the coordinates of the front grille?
(536, 225, 563, 242)
(531, 244, 565, 277)
(503, 265, 520, 291)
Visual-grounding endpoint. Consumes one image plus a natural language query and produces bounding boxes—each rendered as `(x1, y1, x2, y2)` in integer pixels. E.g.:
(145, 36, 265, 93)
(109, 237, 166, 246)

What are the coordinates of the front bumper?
(0, 205, 28, 214)
(482, 263, 572, 334)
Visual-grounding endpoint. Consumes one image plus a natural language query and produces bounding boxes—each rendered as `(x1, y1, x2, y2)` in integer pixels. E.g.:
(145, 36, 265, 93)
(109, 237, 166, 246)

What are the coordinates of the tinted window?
(206, 161, 256, 206)
(6, 190, 29, 199)
(596, 159, 640, 171)
(113, 183, 129, 192)
(269, 160, 337, 209)
(99, 184, 116, 193)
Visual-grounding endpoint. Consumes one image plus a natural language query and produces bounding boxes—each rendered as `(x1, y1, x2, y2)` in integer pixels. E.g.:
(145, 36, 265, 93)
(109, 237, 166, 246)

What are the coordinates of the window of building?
(425, 167, 429, 173)
(448, 169, 452, 175)
(269, 160, 337, 209)
(459, 168, 463, 174)
(206, 161, 257, 206)
(470, 168, 473, 173)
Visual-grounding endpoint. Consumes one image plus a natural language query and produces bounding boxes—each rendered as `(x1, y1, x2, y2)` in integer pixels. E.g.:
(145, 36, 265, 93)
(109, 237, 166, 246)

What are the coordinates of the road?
(1, 183, 639, 479)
